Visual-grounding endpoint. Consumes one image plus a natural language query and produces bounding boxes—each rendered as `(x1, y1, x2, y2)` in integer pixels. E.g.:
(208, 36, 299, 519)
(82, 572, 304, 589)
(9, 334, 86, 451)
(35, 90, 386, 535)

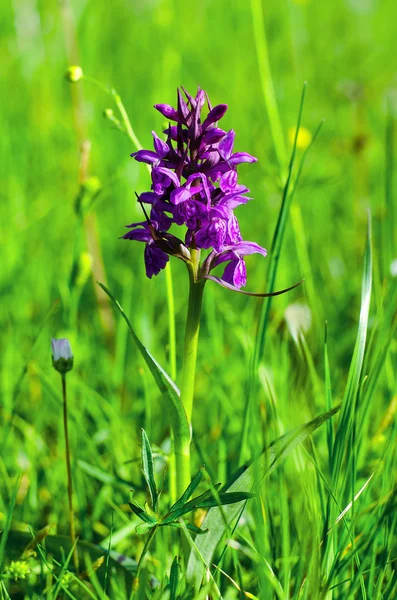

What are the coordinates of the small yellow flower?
(288, 126, 312, 149)
(5, 560, 31, 581)
(65, 65, 83, 83)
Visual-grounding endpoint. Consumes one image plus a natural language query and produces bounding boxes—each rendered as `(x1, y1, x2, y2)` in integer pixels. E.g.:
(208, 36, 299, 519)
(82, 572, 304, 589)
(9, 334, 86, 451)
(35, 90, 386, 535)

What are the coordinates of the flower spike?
(123, 87, 301, 295)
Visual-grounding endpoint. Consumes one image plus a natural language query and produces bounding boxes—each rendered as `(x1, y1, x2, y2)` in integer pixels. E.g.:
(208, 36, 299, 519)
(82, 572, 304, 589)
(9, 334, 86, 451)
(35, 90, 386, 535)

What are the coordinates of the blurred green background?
(1, 0, 396, 570)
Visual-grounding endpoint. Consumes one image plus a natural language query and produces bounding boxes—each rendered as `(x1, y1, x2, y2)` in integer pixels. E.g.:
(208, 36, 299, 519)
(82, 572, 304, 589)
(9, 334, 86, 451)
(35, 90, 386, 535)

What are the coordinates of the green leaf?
(141, 429, 158, 512)
(52, 538, 79, 597)
(186, 404, 341, 590)
(98, 283, 190, 445)
(169, 556, 179, 600)
(129, 500, 158, 524)
(162, 484, 222, 523)
(166, 468, 204, 516)
(186, 523, 208, 536)
(193, 491, 255, 509)
(331, 214, 373, 486)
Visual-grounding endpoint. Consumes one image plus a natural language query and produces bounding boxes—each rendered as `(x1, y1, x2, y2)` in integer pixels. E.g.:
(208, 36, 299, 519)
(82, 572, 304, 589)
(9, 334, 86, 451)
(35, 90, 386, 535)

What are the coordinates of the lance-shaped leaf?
(141, 429, 158, 512)
(98, 283, 190, 447)
(169, 556, 179, 600)
(186, 404, 341, 590)
(165, 468, 204, 517)
(161, 484, 222, 524)
(129, 498, 158, 524)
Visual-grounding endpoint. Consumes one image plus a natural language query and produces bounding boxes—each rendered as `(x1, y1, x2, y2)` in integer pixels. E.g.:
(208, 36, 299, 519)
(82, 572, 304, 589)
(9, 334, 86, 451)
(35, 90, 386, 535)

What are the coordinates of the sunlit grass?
(1, 0, 397, 598)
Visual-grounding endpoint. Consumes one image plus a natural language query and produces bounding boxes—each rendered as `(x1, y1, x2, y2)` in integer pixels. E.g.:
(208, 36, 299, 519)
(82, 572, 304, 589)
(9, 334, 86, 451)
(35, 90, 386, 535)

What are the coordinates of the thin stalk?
(61, 374, 79, 572)
(166, 257, 177, 503)
(111, 89, 143, 152)
(176, 250, 205, 495)
(130, 526, 157, 600)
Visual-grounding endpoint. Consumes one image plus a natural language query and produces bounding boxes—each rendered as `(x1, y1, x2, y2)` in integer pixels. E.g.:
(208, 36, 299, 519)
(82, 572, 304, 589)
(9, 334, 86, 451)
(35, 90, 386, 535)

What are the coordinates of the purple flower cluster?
(123, 87, 267, 289)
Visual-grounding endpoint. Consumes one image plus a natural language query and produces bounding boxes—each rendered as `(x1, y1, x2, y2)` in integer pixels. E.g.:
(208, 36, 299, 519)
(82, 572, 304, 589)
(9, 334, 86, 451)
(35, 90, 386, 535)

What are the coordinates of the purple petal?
(196, 88, 206, 109)
(122, 228, 151, 242)
(188, 101, 202, 140)
(154, 104, 180, 122)
(144, 243, 169, 278)
(152, 166, 180, 188)
(203, 127, 227, 144)
(202, 104, 228, 129)
(225, 214, 243, 244)
(220, 194, 251, 210)
(212, 248, 240, 266)
(195, 218, 227, 251)
(222, 259, 247, 288)
(139, 192, 159, 204)
(232, 241, 267, 257)
(170, 186, 192, 205)
(218, 130, 235, 160)
(152, 131, 169, 158)
(212, 240, 267, 268)
(219, 170, 238, 193)
(150, 208, 173, 231)
(177, 89, 190, 121)
(229, 152, 258, 165)
(163, 125, 179, 141)
(131, 150, 159, 164)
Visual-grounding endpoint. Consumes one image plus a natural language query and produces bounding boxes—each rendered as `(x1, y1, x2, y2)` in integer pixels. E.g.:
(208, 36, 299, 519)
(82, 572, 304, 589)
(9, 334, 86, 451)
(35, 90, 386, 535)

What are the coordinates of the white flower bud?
(51, 338, 74, 374)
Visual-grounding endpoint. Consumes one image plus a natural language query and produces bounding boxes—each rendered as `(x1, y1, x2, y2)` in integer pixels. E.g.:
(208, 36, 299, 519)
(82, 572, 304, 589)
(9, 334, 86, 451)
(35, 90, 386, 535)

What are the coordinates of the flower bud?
(103, 108, 114, 119)
(51, 338, 74, 374)
(5, 560, 31, 581)
(65, 65, 83, 83)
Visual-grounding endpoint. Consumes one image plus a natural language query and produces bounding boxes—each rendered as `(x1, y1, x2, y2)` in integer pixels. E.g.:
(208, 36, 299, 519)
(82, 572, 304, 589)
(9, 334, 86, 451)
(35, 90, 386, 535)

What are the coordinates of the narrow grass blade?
(187, 404, 340, 589)
(253, 82, 307, 370)
(169, 556, 179, 600)
(331, 214, 373, 486)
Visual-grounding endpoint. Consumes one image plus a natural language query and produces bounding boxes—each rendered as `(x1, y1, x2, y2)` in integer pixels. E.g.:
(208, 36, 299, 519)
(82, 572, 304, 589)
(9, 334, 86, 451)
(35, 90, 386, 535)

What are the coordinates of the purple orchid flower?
(122, 87, 302, 296)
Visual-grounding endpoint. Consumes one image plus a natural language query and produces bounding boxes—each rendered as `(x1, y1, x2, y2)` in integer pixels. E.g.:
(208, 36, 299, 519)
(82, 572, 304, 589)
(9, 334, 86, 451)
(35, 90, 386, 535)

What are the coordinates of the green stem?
(61, 375, 79, 572)
(111, 89, 143, 152)
(175, 251, 205, 495)
(130, 526, 157, 599)
(181, 272, 205, 424)
(165, 263, 177, 381)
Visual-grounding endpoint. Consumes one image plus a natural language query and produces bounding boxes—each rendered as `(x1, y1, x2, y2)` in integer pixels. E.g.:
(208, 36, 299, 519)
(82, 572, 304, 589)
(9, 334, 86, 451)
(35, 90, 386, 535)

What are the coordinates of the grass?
(1, 0, 397, 597)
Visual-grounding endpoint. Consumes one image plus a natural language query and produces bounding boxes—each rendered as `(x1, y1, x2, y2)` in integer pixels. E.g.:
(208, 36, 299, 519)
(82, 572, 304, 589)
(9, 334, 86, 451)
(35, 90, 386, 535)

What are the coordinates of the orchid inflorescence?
(122, 86, 268, 290)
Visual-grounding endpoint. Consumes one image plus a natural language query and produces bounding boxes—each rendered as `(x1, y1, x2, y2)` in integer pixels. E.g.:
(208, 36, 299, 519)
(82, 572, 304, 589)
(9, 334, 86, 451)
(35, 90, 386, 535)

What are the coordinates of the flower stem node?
(51, 338, 74, 374)
(65, 65, 83, 83)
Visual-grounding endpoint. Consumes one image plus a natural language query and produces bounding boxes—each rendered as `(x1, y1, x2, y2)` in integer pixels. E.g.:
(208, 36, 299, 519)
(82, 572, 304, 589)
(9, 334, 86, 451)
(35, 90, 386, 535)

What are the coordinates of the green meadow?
(1, 0, 397, 597)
